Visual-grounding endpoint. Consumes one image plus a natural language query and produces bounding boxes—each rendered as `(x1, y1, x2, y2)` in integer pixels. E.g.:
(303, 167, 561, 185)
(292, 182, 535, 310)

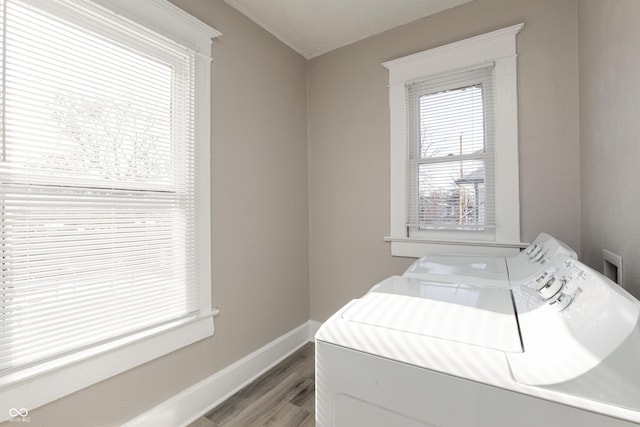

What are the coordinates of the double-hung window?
(406, 67, 494, 234)
(0, 0, 219, 414)
(384, 24, 524, 257)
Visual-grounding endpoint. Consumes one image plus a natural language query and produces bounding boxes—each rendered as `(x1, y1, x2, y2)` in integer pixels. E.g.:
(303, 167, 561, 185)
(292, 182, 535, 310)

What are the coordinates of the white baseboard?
(309, 320, 322, 338)
(125, 320, 317, 427)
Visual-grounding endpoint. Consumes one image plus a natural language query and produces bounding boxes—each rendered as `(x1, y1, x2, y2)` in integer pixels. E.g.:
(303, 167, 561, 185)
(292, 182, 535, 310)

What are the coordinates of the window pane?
(417, 160, 486, 227)
(1, 186, 193, 370)
(4, 0, 177, 190)
(419, 84, 485, 159)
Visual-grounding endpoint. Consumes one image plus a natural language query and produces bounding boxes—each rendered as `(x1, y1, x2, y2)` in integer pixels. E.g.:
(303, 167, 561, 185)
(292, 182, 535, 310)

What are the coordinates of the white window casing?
(383, 24, 525, 257)
(0, 0, 220, 418)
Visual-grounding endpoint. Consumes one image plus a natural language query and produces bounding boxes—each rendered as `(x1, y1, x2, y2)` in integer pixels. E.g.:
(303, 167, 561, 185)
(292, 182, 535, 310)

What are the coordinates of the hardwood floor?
(188, 342, 315, 427)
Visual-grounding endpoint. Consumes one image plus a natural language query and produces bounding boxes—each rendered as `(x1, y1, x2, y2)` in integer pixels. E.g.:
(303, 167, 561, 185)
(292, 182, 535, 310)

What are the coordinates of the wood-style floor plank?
(260, 402, 312, 426)
(222, 372, 310, 426)
(188, 416, 219, 427)
(187, 342, 315, 427)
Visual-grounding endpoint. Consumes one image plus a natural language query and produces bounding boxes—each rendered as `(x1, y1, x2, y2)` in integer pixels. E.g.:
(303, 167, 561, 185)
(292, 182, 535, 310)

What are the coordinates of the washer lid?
(403, 255, 509, 288)
(342, 276, 522, 352)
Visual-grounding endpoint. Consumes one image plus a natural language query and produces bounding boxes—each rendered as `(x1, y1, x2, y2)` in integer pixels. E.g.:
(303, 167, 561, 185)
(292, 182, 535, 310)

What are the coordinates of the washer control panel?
(509, 253, 639, 386)
(506, 233, 577, 285)
(518, 257, 586, 312)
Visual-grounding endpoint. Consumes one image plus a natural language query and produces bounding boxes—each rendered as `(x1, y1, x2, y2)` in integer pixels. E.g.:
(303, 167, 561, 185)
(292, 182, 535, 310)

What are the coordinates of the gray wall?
(308, 0, 581, 322)
(579, 0, 640, 297)
(22, 1, 310, 426)
(16, 0, 640, 424)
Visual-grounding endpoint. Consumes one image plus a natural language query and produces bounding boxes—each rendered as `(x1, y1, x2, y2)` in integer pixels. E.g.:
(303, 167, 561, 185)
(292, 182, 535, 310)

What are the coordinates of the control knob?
(529, 246, 542, 259)
(533, 249, 547, 263)
(549, 292, 572, 311)
(537, 275, 563, 300)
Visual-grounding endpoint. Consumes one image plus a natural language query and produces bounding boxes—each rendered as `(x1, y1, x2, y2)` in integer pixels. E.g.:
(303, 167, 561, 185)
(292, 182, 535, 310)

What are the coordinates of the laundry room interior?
(1, 0, 639, 426)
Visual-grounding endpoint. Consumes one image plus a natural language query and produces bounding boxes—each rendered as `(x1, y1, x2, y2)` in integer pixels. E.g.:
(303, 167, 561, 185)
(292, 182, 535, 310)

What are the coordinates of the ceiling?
(223, 0, 474, 59)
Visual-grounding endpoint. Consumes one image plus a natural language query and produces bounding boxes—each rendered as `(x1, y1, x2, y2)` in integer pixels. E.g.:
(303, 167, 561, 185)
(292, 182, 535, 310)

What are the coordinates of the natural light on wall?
(0, 0, 219, 417)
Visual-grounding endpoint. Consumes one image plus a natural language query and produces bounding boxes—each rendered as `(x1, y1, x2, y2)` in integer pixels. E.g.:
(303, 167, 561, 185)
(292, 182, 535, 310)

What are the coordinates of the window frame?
(0, 0, 220, 417)
(383, 24, 525, 257)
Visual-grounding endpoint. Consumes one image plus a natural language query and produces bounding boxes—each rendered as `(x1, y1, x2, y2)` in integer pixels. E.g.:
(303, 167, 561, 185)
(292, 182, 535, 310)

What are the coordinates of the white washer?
(403, 232, 577, 288)
(316, 248, 640, 426)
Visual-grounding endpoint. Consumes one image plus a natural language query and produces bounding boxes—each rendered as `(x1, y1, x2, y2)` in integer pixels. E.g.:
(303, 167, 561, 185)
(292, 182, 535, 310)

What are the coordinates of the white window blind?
(0, 0, 198, 373)
(406, 66, 495, 231)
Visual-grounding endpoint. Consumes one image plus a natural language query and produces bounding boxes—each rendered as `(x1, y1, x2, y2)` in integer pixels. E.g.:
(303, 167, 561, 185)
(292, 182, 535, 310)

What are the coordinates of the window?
(0, 0, 219, 413)
(407, 67, 494, 233)
(383, 24, 524, 257)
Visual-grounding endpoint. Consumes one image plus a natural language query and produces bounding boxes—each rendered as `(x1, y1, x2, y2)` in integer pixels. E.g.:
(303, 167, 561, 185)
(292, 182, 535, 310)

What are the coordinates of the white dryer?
(316, 244, 640, 426)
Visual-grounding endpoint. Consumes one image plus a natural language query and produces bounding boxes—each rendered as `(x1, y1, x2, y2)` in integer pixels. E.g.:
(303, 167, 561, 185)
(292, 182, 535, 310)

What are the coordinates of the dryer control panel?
(402, 232, 576, 290)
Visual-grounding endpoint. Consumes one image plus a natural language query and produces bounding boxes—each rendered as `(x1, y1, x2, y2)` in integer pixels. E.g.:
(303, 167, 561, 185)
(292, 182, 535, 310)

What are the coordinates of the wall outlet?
(603, 249, 623, 288)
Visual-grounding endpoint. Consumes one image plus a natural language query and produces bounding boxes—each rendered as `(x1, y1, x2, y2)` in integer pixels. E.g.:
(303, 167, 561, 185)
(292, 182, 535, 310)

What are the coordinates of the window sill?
(384, 236, 527, 258)
(0, 311, 217, 421)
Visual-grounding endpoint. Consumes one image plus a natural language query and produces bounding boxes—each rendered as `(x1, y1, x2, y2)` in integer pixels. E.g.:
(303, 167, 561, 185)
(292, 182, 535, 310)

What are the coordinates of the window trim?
(383, 23, 525, 257)
(0, 0, 220, 418)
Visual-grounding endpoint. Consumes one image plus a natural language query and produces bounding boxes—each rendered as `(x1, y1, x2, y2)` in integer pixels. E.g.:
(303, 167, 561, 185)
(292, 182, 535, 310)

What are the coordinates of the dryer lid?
(342, 276, 522, 353)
